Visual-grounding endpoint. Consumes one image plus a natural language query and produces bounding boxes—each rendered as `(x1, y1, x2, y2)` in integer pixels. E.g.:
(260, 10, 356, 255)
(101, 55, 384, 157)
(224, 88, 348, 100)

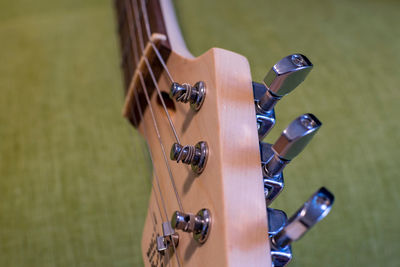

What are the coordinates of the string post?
(170, 209, 212, 244)
(170, 81, 206, 111)
(170, 141, 208, 174)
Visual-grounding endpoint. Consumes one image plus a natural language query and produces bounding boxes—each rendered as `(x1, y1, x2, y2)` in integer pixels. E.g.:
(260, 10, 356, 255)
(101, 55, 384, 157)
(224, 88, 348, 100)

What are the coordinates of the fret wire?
(131, 0, 181, 145)
(135, 74, 182, 267)
(138, 0, 174, 84)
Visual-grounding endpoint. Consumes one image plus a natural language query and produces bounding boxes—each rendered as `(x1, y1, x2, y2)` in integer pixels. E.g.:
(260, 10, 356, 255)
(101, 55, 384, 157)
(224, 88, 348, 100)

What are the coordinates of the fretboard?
(114, 0, 171, 126)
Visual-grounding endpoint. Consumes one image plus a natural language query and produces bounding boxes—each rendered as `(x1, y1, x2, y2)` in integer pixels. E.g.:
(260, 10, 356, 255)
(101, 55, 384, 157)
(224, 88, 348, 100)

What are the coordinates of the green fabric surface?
(0, 0, 399, 266)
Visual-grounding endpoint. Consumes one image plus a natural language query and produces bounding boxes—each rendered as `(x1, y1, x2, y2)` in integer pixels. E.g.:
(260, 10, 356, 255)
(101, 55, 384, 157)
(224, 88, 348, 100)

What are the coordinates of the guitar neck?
(114, 0, 172, 128)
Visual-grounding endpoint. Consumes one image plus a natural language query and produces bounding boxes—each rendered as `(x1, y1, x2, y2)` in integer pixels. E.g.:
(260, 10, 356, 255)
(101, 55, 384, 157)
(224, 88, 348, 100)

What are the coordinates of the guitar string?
(138, 67, 185, 213)
(129, 3, 183, 264)
(131, 88, 174, 267)
(132, 0, 181, 145)
(136, 76, 182, 267)
(125, 0, 183, 217)
(129, 98, 163, 225)
(122, 2, 169, 263)
(124, 1, 182, 265)
(124, 0, 164, 223)
(123, 3, 175, 266)
(130, 0, 184, 213)
(129, 29, 182, 267)
(138, 0, 174, 84)
(129, 99, 173, 267)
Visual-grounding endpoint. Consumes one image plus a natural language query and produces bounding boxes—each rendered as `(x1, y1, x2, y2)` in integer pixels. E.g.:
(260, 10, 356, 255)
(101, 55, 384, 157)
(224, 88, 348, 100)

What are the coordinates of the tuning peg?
(170, 209, 211, 244)
(263, 113, 321, 205)
(267, 208, 292, 267)
(254, 54, 313, 139)
(264, 113, 321, 176)
(170, 141, 208, 174)
(170, 81, 206, 111)
(258, 54, 313, 112)
(270, 188, 334, 263)
(268, 188, 334, 266)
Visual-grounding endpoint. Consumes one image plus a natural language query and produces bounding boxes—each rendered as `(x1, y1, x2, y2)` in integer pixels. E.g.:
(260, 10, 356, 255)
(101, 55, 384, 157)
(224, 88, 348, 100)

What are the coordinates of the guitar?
(114, 0, 334, 266)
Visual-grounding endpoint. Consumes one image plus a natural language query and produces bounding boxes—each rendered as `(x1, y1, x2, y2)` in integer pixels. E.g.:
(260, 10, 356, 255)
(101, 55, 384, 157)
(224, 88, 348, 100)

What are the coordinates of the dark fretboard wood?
(114, 0, 171, 127)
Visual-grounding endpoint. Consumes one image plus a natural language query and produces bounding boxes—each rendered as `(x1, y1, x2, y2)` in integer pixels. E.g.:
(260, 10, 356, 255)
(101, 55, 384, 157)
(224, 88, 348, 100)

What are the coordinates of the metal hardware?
(271, 246, 293, 267)
(267, 188, 334, 266)
(265, 113, 322, 176)
(262, 113, 322, 206)
(267, 208, 287, 237)
(260, 142, 284, 205)
(156, 222, 179, 254)
(170, 81, 206, 111)
(268, 187, 334, 267)
(258, 54, 313, 113)
(170, 209, 211, 244)
(254, 54, 313, 139)
(253, 82, 277, 139)
(267, 207, 292, 267)
(170, 141, 208, 174)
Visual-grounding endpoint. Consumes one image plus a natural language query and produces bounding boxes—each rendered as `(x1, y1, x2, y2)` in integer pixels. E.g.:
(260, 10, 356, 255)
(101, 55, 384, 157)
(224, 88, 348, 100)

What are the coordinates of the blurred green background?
(0, 0, 399, 266)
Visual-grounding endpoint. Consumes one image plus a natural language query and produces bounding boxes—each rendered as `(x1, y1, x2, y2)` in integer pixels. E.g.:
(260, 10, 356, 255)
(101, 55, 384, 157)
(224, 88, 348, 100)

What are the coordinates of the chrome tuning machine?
(170, 209, 211, 244)
(170, 81, 206, 111)
(268, 187, 334, 266)
(261, 113, 321, 206)
(170, 141, 208, 174)
(254, 54, 313, 140)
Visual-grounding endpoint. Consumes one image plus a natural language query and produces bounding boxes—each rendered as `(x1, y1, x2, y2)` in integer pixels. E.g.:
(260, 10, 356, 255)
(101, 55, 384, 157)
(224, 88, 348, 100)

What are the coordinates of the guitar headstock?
(114, 0, 334, 266)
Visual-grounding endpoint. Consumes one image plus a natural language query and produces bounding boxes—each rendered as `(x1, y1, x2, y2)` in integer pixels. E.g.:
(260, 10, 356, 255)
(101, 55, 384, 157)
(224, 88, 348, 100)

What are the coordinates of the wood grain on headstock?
(114, 0, 271, 266)
(138, 48, 271, 266)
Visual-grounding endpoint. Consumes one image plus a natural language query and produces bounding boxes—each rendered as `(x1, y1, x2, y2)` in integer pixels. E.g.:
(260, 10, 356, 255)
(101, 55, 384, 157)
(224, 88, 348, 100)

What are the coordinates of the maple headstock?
(114, 0, 334, 266)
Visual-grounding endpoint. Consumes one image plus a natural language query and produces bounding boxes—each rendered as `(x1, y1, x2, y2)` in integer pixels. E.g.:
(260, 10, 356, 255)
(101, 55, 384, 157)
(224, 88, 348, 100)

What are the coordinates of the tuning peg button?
(254, 54, 313, 140)
(271, 187, 334, 249)
(268, 187, 334, 266)
(262, 113, 322, 206)
(258, 54, 313, 113)
(264, 113, 322, 177)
